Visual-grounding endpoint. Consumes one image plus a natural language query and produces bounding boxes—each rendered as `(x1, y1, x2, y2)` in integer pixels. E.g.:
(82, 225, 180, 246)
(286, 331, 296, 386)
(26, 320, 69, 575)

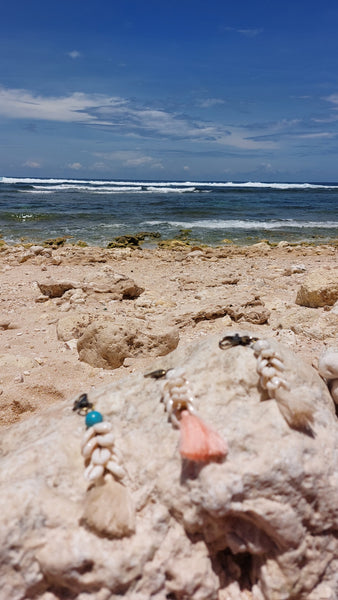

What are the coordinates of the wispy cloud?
(0, 87, 124, 124)
(0, 85, 275, 150)
(23, 160, 40, 168)
(324, 94, 338, 105)
(93, 151, 164, 169)
(223, 26, 263, 37)
(237, 28, 263, 37)
(68, 50, 82, 59)
(68, 162, 82, 169)
(297, 132, 335, 139)
(198, 98, 225, 108)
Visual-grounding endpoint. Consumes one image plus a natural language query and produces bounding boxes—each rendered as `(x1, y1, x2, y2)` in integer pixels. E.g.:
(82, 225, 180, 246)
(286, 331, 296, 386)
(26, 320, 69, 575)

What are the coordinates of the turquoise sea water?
(0, 177, 337, 246)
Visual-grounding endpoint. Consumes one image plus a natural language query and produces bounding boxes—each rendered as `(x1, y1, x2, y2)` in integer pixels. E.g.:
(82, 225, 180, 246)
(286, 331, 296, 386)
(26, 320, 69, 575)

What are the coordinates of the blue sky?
(1, 0, 338, 181)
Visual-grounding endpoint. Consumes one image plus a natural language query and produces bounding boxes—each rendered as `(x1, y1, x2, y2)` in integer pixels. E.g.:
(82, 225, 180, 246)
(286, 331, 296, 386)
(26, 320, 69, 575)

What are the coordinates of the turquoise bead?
(85, 410, 103, 428)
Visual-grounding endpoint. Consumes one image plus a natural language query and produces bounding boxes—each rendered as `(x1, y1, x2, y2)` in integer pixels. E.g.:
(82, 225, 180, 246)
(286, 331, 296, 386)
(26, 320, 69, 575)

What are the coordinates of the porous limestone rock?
(0, 332, 337, 600)
(57, 313, 95, 341)
(77, 319, 180, 369)
(296, 269, 338, 307)
(37, 279, 79, 298)
(82, 272, 144, 299)
(37, 272, 144, 301)
(176, 295, 270, 327)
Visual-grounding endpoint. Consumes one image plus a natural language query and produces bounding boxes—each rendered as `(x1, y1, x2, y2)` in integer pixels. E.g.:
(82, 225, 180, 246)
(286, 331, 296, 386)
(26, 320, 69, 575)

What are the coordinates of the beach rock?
(284, 263, 307, 275)
(77, 319, 180, 369)
(57, 313, 95, 341)
(225, 296, 270, 324)
(37, 273, 144, 301)
(82, 272, 144, 299)
(0, 332, 337, 599)
(178, 296, 270, 326)
(271, 305, 338, 340)
(37, 279, 79, 298)
(296, 270, 338, 307)
(29, 245, 45, 255)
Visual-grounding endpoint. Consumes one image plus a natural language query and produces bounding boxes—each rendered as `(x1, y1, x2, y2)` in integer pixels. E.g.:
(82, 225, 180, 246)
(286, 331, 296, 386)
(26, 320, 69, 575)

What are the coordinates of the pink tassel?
(178, 410, 228, 462)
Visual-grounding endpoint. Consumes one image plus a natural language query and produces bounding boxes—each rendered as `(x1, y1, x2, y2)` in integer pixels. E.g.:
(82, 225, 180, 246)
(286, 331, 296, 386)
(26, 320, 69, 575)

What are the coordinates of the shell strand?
(161, 368, 228, 462)
(252, 339, 314, 432)
(161, 367, 196, 427)
(81, 421, 126, 482)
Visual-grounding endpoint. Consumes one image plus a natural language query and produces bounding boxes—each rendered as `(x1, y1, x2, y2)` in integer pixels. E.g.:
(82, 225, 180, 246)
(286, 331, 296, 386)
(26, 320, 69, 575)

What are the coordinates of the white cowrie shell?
(82, 436, 98, 458)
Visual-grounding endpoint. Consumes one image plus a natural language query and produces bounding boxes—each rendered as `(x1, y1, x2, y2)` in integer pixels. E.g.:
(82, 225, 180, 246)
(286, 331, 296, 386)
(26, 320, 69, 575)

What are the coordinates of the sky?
(1, 0, 338, 182)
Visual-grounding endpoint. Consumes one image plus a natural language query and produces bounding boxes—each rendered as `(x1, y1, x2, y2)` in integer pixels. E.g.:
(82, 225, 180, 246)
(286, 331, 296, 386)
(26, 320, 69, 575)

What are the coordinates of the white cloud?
(224, 27, 263, 37)
(324, 94, 338, 105)
(183, 165, 190, 171)
(68, 162, 82, 169)
(237, 28, 263, 37)
(23, 160, 40, 167)
(0, 87, 124, 124)
(68, 50, 82, 59)
(198, 98, 225, 108)
(297, 132, 335, 139)
(0, 85, 275, 150)
(93, 150, 164, 169)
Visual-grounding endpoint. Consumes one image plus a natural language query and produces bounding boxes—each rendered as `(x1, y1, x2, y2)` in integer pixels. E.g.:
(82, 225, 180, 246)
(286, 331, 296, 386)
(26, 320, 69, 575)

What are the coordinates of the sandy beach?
(1, 240, 337, 429)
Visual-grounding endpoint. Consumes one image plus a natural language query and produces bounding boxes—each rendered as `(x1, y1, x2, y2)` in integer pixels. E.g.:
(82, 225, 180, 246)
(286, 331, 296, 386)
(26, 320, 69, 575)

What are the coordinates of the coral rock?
(296, 270, 338, 307)
(0, 332, 337, 599)
(77, 319, 179, 369)
(37, 279, 79, 298)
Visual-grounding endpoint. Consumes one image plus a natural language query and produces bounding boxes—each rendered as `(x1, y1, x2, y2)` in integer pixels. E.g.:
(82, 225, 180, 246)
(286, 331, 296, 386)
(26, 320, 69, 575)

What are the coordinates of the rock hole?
(75, 559, 94, 574)
(215, 547, 258, 592)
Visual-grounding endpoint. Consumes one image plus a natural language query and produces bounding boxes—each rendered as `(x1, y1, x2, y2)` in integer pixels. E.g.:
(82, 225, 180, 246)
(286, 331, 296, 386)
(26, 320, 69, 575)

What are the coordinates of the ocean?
(0, 177, 337, 247)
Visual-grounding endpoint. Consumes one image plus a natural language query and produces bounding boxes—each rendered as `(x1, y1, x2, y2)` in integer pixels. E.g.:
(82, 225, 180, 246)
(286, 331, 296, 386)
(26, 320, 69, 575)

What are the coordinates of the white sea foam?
(2, 176, 338, 190)
(143, 219, 338, 230)
(146, 186, 196, 193)
(33, 184, 143, 192)
(18, 189, 55, 194)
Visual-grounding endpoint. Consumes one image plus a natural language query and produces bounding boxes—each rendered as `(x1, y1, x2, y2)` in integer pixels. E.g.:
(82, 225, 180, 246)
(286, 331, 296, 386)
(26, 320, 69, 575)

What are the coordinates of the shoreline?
(1, 233, 338, 251)
(1, 241, 337, 429)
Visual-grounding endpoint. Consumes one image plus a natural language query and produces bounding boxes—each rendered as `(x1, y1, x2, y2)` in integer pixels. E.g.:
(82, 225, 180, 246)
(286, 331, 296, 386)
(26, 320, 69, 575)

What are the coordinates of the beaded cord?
(73, 394, 126, 482)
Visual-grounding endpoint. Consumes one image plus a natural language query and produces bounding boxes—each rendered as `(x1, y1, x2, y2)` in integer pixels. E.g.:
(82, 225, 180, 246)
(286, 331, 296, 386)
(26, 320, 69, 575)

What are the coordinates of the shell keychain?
(73, 393, 135, 538)
(219, 334, 315, 433)
(145, 368, 228, 462)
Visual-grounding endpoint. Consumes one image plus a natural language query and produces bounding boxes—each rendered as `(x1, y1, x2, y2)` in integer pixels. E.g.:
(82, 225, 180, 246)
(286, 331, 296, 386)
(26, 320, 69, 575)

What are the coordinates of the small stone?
(34, 357, 45, 365)
(35, 295, 50, 303)
(14, 373, 24, 383)
(64, 339, 78, 351)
